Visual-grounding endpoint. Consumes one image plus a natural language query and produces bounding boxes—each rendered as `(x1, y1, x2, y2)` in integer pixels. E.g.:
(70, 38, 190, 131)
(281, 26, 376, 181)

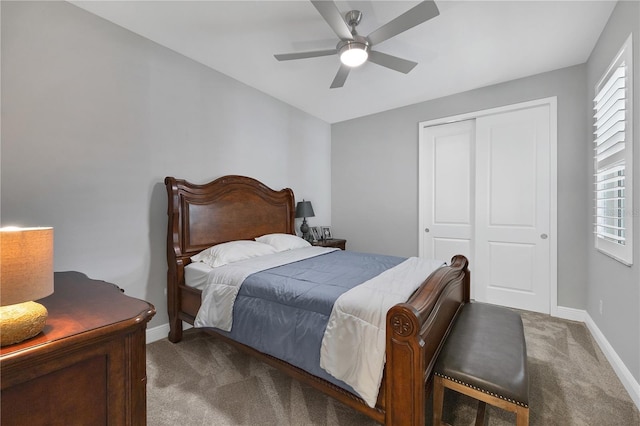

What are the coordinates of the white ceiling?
(70, 1, 616, 123)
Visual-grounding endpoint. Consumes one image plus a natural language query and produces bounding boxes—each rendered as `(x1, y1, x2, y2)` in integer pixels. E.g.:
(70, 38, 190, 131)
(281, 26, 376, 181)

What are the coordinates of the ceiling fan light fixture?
(339, 41, 369, 67)
(275, 2, 440, 88)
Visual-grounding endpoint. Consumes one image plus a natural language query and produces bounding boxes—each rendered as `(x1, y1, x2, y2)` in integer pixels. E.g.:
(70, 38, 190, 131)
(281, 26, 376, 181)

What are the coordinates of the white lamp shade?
(1, 227, 54, 306)
(340, 46, 368, 67)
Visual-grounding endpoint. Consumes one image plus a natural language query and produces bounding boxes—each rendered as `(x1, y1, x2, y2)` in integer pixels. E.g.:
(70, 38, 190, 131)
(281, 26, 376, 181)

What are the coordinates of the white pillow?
(255, 233, 311, 252)
(190, 240, 277, 268)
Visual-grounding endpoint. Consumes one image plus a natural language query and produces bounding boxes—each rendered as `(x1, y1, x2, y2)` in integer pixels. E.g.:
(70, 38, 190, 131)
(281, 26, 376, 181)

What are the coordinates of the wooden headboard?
(164, 175, 295, 326)
(165, 175, 296, 263)
(164, 175, 296, 336)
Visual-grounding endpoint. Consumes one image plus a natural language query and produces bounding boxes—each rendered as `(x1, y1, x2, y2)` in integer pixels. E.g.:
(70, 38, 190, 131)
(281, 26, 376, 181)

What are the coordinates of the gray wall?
(2, 0, 637, 387)
(1, 1, 332, 328)
(332, 65, 589, 310)
(586, 0, 639, 382)
(332, 0, 639, 384)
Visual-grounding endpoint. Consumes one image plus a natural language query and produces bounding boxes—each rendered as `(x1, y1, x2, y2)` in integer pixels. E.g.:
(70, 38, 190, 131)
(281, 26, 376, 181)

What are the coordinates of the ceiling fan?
(274, 1, 440, 89)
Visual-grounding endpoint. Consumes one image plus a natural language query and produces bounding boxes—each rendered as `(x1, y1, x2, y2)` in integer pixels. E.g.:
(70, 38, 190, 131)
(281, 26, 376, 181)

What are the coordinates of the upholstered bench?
(432, 302, 529, 426)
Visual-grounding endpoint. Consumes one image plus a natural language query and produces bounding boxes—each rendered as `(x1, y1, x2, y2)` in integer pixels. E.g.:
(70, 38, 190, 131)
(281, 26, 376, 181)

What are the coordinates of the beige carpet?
(146, 311, 639, 425)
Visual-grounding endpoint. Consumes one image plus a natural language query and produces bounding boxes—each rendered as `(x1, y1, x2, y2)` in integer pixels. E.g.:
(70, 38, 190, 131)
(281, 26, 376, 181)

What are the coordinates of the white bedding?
(190, 246, 337, 331)
(184, 261, 217, 290)
(320, 257, 444, 407)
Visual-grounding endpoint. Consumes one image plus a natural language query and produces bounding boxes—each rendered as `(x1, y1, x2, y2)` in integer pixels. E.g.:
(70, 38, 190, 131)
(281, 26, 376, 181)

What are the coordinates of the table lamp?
(295, 200, 315, 242)
(0, 227, 54, 346)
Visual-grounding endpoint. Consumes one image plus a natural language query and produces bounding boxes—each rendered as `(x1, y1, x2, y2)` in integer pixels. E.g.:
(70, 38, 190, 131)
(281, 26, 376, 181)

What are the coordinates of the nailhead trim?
(435, 372, 529, 408)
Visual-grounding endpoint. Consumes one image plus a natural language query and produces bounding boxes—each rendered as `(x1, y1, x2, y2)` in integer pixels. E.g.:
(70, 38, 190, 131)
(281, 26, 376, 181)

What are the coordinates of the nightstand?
(313, 238, 347, 250)
(0, 271, 155, 425)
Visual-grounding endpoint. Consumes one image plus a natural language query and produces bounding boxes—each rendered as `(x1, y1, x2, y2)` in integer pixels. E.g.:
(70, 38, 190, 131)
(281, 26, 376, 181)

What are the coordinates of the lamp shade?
(1, 227, 54, 306)
(295, 201, 315, 219)
(340, 44, 368, 67)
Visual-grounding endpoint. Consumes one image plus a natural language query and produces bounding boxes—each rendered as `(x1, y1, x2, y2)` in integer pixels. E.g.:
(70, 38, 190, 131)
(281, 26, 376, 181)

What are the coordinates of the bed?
(165, 175, 470, 426)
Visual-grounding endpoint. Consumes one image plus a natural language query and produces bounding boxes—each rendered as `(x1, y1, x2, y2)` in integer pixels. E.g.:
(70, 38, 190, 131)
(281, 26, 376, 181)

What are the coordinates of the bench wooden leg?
(516, 405, 529, 426)
(433, 375, 445, 426)
(437, 376, 529, 426)
(474, 401, 487, 426)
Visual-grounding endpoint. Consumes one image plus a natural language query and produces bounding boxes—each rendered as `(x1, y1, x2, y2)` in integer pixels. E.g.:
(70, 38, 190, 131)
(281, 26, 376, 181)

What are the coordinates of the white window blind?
(593, 35, 633, 265)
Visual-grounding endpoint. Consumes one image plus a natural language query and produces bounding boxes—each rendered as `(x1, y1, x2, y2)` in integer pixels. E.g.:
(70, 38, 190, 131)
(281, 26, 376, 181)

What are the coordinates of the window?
(593, 35, 633, 265)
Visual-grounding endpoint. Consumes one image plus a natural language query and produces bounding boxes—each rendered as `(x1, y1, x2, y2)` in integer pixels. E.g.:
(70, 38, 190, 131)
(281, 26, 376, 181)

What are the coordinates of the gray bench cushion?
(434, 302, 529, 407)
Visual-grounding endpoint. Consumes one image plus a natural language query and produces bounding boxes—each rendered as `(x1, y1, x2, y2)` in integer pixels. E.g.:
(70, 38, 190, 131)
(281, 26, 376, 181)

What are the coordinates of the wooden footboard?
(165, 175, 470, 425)
(386, 255, 470, 425)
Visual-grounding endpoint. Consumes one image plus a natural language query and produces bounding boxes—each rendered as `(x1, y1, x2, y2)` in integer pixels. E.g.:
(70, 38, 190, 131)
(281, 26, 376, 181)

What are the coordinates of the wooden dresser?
(0, 272, 155, 426)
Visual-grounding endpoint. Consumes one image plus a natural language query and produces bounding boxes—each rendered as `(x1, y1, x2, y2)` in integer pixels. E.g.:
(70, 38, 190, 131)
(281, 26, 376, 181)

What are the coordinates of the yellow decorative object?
(1, 227, 54, 346)
(0, 301, 48, 346)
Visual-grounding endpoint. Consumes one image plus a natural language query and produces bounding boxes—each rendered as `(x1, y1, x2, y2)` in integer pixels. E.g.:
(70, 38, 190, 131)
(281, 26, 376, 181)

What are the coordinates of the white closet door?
(420, 120, 475, 267)
(474, 105, 550, 313)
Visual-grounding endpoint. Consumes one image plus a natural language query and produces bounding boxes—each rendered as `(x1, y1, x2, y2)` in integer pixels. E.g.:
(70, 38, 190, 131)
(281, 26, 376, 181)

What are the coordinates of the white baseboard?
(553, 306, 639, 410)
(146, 323, 170, 343)
(583, 313, 640, 411)
(553, 305, 586, 322)
(146, 322, 193, 344)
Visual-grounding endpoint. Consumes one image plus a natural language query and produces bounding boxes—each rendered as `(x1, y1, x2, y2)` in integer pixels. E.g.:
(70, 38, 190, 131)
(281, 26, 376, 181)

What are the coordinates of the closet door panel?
(420, 120, 475, 267)
(475, 105, 550, 313)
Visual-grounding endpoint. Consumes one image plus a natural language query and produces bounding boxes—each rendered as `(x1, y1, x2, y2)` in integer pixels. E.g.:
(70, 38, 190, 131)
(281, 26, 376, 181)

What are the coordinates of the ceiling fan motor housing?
(337, 35, 369, 54)
(345, 10, 363, 29)
(337, 10, 369, 67)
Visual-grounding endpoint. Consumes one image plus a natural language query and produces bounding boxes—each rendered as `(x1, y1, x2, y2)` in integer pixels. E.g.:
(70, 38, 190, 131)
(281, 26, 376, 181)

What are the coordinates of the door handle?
(540, 233, 548, 239)
(425, 228, 430, 233)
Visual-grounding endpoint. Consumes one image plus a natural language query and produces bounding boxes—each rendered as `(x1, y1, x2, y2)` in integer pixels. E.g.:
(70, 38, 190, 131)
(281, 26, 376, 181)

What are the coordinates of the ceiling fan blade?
(274, 49, 337, 61)
(310, 0, 354, 41)
(367, 0, 439, 46)
(368, 51, 418, 74)
(330, 64, 350, 89)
